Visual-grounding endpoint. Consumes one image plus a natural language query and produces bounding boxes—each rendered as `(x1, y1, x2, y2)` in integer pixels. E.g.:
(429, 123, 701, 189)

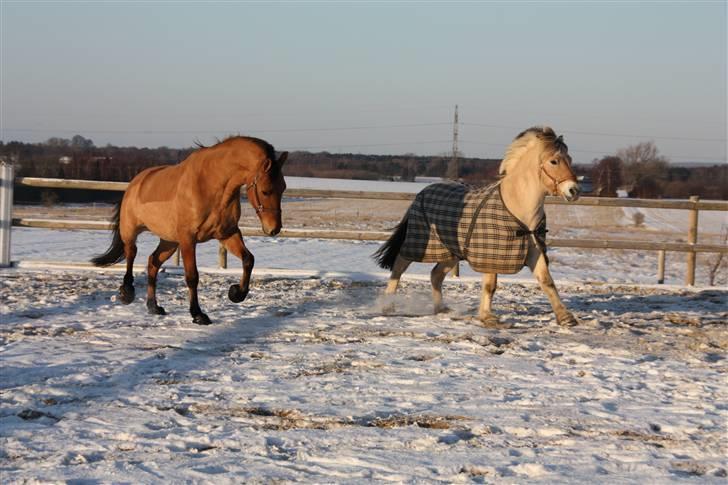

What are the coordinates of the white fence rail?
(7, 177, 728, 285)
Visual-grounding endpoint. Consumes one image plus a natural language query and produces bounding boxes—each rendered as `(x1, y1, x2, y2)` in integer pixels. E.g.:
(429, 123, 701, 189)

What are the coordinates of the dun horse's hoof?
(479, 313, 512, 329)
(434, 304, 452, 314)
(228, 284, 249, 303)
(119, 285, 135, 305)
(193, 313, 212, 325)
(146, 301, 166, 315)
(556, 311, 579, 327)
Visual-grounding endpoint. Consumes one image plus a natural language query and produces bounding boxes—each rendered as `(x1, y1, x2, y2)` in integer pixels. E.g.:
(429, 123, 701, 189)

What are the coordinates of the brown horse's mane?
(194, 135, 277, 163)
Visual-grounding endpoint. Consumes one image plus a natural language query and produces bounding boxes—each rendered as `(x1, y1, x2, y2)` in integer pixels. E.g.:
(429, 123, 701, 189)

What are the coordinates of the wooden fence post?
(0, 162, 14, 267)
(451, 261, 460, 277)
(685, 195, 699, 286)
(657, 250, 665, 284)
(173, 248, 180, 266)
(218, 244, 228, 269)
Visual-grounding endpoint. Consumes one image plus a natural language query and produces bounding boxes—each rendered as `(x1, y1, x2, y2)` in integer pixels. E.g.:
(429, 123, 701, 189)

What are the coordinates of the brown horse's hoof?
(228, 284, 249, 303)
(146, 301, 166, 315)
(119, 284, 135, 305)
(193, 313, 212, 325)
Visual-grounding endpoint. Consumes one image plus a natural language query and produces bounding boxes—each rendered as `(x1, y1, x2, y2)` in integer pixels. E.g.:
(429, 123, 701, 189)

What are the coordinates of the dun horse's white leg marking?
(430, 258, 458, 314)
(527, 247, 578, 326)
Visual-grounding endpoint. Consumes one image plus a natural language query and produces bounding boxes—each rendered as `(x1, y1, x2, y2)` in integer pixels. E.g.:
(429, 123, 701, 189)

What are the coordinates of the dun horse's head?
(539, 138, 580, 202)
(247, 151, 288, 236)
(509, 127, 580, 202)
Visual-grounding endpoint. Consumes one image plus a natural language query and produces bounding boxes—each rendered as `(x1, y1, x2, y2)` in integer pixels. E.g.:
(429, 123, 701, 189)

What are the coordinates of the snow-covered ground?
(1, 268, 726, 482)
(2, 177, 727, 481)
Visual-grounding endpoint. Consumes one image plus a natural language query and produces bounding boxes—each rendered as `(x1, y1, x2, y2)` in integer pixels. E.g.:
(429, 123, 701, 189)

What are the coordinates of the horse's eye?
(262, 190, 272, 196)
(550, 159, 558, 165)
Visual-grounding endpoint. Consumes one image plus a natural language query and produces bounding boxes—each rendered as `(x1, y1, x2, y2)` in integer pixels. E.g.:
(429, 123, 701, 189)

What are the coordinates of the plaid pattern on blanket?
(399, 182, 546, 274)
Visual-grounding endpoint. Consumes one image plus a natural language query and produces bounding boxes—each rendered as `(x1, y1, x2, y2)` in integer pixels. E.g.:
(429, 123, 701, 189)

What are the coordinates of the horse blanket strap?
(399, 182, 548, 274)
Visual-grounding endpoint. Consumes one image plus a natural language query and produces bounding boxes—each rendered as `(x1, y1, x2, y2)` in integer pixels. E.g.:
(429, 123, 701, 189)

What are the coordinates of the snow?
(2, 176, 727, 481)
(1, 268, 726, 482)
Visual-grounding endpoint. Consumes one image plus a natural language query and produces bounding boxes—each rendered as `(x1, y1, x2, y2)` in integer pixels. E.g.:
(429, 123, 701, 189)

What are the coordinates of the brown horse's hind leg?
(222, 231, 254, 303)
(119, 242, 137, 304)
(179, 239, 211, 325)
(146, 239, 178, 315)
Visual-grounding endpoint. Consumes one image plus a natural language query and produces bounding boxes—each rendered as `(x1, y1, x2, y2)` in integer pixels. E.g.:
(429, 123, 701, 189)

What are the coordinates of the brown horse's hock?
(92, 136, 288, 324)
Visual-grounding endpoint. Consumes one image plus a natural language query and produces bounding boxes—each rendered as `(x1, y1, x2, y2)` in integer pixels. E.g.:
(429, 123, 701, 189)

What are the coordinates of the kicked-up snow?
(1, 268, 726, 482)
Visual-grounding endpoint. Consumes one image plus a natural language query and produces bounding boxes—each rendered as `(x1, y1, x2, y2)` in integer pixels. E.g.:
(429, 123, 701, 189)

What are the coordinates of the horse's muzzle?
(561, 182, 581, 202)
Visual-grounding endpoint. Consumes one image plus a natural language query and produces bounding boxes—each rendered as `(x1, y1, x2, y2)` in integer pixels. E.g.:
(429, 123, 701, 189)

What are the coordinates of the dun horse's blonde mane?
(498, 126, 567, 177)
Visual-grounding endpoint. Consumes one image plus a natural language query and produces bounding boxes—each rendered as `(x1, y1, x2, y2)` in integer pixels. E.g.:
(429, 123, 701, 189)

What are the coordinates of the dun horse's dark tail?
(91, 200, 125, 267)
(373, 215, 408, 270)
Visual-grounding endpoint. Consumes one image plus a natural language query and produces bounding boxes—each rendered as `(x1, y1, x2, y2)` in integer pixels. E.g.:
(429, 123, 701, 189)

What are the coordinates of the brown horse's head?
(247, 151, 288, 236)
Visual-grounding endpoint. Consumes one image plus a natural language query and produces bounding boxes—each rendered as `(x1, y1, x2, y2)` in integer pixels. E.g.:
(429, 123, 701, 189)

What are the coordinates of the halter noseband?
(246, 172, 281, 214)
(540, 160, 577, 196)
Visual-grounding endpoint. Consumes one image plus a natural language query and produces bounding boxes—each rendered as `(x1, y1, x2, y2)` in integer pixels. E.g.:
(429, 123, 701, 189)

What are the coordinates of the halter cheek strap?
(246, 172, 281, 214)
(540, 163, 577, 196)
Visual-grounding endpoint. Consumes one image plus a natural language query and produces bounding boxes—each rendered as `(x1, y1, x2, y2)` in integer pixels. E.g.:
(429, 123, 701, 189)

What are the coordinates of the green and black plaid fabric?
(399, 182, 546, 274)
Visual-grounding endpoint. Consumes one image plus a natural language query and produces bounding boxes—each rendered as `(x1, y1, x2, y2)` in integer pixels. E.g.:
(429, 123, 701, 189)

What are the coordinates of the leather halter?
(540, 160, 577, 196)
(246, 172, 281, 214)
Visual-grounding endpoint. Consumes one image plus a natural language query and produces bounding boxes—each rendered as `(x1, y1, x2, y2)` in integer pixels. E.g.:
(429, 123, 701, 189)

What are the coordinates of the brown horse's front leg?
(146, 239, 178, 315)
(179, 240, 211, 325)
(222, 231, 254, 303)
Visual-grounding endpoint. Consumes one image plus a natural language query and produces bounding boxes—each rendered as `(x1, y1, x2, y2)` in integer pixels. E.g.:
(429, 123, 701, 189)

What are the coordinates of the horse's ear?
(262, 158, 273, 173)
(277, 151, 288, 167)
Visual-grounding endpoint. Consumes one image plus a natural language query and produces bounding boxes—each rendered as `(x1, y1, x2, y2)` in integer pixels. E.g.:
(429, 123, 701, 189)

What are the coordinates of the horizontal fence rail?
(11, 218, 728, 255)
(8, 177, 728, 285)
(14, 177, 728, 211)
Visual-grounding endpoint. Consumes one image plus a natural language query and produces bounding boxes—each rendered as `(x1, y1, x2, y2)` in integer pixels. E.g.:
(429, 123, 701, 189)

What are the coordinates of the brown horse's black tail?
(373, 215, 408, 270)
(91, 200, 125, 267)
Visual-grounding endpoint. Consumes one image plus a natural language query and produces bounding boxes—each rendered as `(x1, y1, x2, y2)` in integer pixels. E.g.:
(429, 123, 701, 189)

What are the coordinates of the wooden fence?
(5, 175, 728, 285)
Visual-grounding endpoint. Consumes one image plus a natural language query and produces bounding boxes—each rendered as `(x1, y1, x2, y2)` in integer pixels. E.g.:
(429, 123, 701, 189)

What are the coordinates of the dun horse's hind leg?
(430, 258, 458, 314)
(528, 250, 578, 326)
(119, 241, 137, 304)
(478, 273, 507, 327)
(222, 231, 254, 303)
(179, 239, 211, 325)
(383, 255, 411, 313)
(146, 239, 178, 315)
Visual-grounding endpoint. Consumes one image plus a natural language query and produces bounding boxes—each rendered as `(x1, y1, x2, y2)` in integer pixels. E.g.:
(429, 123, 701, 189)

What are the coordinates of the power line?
(461, 122, 726, 143)
(458, 139, 726, 163)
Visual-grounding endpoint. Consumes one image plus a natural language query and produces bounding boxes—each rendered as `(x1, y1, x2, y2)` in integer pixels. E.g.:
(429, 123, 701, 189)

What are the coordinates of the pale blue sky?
(1, 1, 726, 163)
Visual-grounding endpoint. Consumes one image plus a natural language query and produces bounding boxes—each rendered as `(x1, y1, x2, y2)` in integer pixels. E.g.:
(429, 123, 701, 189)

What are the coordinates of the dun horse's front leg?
(179, 239, 211, 325)
(527, 249, 577, 326)
(146, 239, 178, 315)
(222, 231, 254, 303)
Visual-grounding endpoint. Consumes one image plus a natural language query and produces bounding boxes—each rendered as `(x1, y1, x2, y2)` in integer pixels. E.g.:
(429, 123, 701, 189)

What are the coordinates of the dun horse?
(92, 136, 287, 324)
(374, 126, 580, 326)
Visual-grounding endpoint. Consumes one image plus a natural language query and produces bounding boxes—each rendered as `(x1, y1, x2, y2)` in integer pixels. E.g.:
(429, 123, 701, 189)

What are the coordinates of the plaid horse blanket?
(399, 182, 547, 274)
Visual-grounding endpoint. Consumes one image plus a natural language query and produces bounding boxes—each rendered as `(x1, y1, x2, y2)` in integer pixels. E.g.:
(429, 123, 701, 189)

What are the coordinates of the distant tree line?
(1, 136, 725, 202)
(589, 141, 726, 200)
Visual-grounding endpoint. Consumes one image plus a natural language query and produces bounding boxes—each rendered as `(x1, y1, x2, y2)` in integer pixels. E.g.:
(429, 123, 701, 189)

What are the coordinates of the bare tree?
(617, 141, 669, 188)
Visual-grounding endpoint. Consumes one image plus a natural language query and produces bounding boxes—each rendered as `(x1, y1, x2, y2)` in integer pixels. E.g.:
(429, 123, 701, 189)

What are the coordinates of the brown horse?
(92, 136, 287, 325)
